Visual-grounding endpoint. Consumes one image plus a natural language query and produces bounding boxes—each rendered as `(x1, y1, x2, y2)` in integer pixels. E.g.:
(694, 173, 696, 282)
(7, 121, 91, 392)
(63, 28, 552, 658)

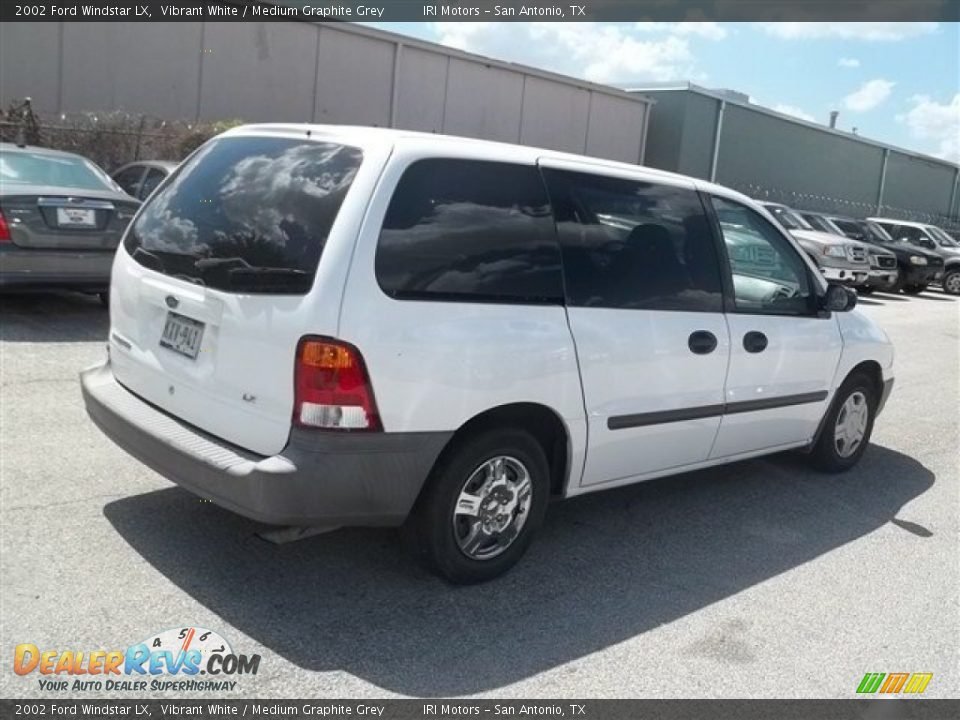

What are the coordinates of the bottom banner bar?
(1, 699, 958, 720)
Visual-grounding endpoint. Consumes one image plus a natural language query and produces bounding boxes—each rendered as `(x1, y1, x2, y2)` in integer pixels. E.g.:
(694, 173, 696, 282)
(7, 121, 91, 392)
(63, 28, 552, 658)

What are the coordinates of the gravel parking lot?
(1, 289, 957, 699)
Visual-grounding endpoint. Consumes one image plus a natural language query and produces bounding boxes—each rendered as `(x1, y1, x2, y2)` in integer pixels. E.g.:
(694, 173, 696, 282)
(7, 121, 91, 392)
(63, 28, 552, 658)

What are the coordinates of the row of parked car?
(1, 140, 958, 304)
(758, 201, 959, 296)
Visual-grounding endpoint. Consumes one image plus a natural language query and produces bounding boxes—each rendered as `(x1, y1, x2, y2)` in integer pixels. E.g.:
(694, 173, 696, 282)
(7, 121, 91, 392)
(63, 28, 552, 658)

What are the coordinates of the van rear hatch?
(109, 135, 364, 455)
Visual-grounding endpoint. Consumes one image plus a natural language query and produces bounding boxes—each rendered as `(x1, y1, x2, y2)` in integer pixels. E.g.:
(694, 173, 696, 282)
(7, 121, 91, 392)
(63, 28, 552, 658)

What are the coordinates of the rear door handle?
(743, 331, 768, 353)
(688, 330, 718, 355)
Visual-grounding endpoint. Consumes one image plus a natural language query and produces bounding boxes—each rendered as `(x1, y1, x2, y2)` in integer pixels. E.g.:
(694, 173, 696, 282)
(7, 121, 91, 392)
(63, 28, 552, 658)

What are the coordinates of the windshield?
(0, 150, 117, 192)
(928, 226, 959, 247)
(865, 220, 894, 243)
(125, 136, 363, 294)
(765, 205, 813, 231)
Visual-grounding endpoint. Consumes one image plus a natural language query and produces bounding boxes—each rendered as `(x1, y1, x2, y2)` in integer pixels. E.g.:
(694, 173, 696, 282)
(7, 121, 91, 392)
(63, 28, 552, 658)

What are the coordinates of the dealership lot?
(1, 290, 957, 699)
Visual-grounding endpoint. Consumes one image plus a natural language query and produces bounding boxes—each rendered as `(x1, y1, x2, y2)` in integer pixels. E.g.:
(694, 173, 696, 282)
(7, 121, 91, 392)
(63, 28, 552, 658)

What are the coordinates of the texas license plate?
(56, 207, 96, 227)
(159, 312, 204, 360)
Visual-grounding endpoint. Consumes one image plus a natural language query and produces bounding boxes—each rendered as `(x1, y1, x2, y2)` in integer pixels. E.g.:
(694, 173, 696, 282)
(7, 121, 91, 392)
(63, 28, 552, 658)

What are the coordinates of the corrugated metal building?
(632, 83, 960, 229)
(0, 21, 651, 164)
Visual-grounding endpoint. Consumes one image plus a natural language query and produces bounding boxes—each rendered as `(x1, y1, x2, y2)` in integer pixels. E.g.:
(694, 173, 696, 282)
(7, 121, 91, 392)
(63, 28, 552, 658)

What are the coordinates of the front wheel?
(810, 374, 877, 473)
(942, 269, 960, 296)
(403, 428, 550, 584)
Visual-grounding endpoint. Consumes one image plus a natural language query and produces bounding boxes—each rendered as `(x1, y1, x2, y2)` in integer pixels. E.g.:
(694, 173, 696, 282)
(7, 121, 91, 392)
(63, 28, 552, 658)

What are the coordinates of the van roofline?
(222, 123, 750, 203)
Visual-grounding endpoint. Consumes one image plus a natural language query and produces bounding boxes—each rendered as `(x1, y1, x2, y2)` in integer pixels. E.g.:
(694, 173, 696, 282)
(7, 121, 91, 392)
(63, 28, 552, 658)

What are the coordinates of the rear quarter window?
(125, 136, 362, 294)
(375, 159, 562, 304)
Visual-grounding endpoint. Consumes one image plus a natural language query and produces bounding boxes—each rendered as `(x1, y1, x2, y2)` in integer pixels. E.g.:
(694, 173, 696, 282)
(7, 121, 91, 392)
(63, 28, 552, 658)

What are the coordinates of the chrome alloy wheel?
(944, 272, 960, 295)
(834, 391, 869, 458)
(452, 456, 533, 560)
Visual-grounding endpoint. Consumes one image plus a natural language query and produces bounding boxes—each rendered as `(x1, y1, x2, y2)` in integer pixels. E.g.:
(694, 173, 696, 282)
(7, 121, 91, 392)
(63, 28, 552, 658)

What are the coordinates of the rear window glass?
(375, 159, 562, 304)
(125, 136, 363, 294)
(0, 150, 116, 192)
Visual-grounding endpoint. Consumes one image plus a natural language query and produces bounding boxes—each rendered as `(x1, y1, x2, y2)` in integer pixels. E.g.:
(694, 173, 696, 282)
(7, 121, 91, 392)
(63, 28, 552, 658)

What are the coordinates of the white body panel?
(337, 139, 589, 487)
(711, 314, 842, 457)
(569, 308, 729, 485)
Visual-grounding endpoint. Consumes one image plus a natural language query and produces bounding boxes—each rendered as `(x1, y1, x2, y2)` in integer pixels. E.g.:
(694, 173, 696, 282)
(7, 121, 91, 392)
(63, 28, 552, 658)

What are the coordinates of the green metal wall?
(640, 89, 959, 229)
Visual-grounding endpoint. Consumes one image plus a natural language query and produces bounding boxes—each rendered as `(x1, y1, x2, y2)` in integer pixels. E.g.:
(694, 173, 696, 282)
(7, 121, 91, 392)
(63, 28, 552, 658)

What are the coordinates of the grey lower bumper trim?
(80, 362, 451, 527)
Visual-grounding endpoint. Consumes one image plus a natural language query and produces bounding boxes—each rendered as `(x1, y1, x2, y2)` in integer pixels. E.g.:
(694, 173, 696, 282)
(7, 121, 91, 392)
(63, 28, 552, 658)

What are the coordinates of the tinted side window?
(114, 166, 143, 197)
(711, 196, 813, 315)
(376, 159, 561, 304)
(139, 168, 167, 199)
(542, 169, 723, 312)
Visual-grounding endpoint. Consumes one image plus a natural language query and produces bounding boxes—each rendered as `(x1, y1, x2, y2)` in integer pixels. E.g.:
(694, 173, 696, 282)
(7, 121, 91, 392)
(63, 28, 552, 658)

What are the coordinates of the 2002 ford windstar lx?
(81, 125, 895, 583)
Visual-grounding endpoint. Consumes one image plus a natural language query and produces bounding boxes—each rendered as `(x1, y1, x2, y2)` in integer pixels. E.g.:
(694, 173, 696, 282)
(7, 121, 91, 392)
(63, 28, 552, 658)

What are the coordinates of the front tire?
(403, 428, 550, 584)
(889, 267, 906, 294)
(942, 269, 960, 296)
(810, 374, 877, 473)
(902, 284, 926, 295)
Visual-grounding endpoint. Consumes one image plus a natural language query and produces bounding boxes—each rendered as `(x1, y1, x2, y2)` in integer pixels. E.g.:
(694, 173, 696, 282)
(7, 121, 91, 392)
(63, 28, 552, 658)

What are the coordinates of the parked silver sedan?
(0, 143, 140, 304)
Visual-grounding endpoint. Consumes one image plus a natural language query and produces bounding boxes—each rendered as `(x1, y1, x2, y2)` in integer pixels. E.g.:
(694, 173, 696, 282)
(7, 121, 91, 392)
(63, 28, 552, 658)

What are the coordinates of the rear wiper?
(192, 257, 310, 290)
(132, 246, 166, 273)
(227, 267, 311, 292)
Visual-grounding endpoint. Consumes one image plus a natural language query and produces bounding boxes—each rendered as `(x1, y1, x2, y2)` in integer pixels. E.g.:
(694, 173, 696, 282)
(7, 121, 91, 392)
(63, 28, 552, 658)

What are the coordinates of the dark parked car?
(800, 211, 944, 295)
(868, 217, 960, 296)
(0, 144, 141, 304)
(112, 160, 177, 201)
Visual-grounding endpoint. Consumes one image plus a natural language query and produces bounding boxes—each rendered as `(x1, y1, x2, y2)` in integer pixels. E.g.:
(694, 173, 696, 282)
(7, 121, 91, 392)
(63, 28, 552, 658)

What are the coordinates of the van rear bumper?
(80, 362, 450, 527)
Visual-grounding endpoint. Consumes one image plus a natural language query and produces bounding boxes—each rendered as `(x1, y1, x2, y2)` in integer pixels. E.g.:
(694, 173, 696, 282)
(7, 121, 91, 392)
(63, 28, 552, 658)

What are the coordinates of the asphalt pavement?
(1, 288, 957, 699)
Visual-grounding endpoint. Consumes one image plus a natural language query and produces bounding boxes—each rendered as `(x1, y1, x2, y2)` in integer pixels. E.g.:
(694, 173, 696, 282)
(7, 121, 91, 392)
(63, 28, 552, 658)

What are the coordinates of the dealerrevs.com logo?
(13, 627, 260, 692)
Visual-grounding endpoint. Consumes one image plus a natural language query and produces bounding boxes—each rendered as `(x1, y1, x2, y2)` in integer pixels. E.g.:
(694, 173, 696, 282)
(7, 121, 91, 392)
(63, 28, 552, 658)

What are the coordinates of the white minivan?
(81, 125, 895, 583)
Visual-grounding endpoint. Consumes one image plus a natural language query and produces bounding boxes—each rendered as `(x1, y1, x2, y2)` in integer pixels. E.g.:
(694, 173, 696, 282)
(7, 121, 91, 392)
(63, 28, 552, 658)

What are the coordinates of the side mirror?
(821, 283, 857, 312)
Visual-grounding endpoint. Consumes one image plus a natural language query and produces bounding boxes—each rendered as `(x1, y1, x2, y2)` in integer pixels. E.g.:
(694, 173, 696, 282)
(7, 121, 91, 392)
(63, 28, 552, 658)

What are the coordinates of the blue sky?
(365, 22, 959, 163)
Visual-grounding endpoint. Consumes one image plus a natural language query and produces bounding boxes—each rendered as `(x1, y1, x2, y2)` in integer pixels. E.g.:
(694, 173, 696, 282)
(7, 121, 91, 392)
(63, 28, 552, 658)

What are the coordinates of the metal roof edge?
(321, 22, 652, 107)
(626, 83, 959, 171)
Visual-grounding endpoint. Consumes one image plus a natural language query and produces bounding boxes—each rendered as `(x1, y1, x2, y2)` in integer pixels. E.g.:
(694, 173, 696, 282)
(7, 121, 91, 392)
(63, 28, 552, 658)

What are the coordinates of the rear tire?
(810, 373, 877, 473)
(942, 269, 960, 296)
(403, 428, 550, 584)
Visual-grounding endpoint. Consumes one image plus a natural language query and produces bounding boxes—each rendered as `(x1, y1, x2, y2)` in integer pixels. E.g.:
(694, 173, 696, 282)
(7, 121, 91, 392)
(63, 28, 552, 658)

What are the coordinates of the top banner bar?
(2, 0, 957, 22)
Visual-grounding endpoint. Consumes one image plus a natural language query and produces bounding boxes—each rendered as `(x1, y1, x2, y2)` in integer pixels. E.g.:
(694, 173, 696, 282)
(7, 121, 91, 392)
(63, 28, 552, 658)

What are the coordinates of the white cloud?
(899, 94, 960, 163)
(431, 22, 717, 85)
(838, 57, 861, 68)
(844, 79, 895, 112)
(773, 104, 816, 122)
(757, 22, 938, 41)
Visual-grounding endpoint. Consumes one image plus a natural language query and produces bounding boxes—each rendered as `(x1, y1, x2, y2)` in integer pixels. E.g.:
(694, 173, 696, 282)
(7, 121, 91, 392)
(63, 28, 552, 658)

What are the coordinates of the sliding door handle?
(688, 330, 718, 355)
(743, 331, 768, 353)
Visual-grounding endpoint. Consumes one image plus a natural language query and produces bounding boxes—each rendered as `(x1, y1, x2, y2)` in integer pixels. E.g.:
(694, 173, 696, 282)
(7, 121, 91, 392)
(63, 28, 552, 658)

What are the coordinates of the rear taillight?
(0, 209, 11, 242)
(293, 337, 382, 431)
